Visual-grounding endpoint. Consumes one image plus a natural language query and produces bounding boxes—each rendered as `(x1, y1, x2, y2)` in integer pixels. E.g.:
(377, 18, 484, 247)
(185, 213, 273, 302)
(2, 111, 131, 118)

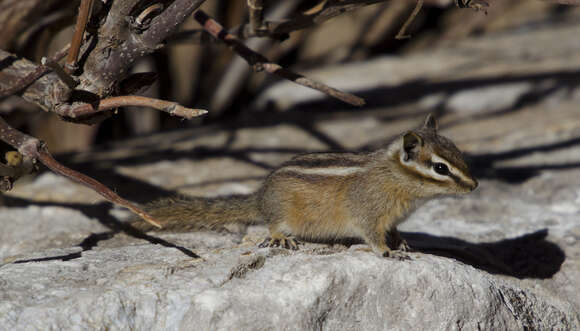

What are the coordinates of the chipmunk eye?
(433, 162, 449, 175)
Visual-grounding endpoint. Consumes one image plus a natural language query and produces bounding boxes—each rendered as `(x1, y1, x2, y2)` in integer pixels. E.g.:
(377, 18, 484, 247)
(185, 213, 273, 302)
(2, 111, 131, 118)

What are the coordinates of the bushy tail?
(130, 194, 262, 232)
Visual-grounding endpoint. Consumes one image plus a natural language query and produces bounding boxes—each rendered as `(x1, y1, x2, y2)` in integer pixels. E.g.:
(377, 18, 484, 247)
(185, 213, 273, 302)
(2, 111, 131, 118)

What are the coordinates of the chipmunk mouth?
(466, 178, 478, 192)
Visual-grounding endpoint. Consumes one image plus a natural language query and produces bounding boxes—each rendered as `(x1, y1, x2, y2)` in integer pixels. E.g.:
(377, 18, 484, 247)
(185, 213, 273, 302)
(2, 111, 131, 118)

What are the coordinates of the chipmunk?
(132, 114, 478, 258)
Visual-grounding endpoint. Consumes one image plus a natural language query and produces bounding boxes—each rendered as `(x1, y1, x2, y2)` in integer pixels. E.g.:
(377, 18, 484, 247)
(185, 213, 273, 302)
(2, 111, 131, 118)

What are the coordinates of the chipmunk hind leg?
(258, 221, 300, 250)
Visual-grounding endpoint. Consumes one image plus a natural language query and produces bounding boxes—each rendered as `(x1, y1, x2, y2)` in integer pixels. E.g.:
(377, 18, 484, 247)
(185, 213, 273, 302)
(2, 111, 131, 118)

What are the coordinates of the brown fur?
(131, 114, 477, 258)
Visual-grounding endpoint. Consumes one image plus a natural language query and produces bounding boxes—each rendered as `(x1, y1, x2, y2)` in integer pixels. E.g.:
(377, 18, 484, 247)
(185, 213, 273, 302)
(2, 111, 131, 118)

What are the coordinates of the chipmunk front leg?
(258, 221, 300, 250)
(362, 224, 411, 260)
(387, 228, 411, 252)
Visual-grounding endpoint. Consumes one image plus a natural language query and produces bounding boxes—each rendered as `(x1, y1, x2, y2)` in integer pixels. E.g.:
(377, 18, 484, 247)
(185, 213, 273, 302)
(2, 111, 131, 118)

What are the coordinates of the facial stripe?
(400, 152, 451, 182)
(431, 154, 473, 184)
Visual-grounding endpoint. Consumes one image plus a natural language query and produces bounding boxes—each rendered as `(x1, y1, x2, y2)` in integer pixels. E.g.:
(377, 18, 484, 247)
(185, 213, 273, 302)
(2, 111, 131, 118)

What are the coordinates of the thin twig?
(0, 116, 162, 229)
(194, 10, 365, 107)
(0, 43, 74, 99)
(52, 43, 72, 62)
(0, 65, 51, 98)
(57, 95, 208, 119)
(234, 0, 385, 39)
(395, 0, 424, 40)
(36, 150, 163, 228)
(66, 0, 93, 73)
(42, 58, 79, 89)
(248, 0, 265, 35)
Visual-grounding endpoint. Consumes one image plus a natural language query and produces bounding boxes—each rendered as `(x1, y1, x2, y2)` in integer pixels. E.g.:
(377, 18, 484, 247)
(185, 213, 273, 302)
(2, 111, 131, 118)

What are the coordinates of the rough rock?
(2, 7, 580, 331)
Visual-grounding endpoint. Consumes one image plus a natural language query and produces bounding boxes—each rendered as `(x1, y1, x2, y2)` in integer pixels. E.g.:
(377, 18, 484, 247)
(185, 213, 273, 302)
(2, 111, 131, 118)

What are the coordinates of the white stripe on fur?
(280, 166, 364, 176)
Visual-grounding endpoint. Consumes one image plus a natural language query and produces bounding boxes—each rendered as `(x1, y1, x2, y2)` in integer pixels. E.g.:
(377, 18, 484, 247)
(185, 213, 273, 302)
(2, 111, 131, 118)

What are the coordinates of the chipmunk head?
(393, 114, 478, 196)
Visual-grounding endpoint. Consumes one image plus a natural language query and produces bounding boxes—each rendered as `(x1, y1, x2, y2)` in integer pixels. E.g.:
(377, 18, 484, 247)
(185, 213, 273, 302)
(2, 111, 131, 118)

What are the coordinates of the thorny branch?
(0, 116, 162, 228)
(194, 10, 365, 107)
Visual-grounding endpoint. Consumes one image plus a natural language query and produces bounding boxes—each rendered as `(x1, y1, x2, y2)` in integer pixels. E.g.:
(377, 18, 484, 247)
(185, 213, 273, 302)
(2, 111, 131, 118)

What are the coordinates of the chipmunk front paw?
(382, 250, 412, 261)
(259, 235, 300, 250)
(397, 239, 412, 252)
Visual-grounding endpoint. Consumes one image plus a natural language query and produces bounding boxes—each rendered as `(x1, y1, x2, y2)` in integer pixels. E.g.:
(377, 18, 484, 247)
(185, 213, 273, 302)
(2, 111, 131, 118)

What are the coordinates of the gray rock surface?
(2, 8, 580, 331)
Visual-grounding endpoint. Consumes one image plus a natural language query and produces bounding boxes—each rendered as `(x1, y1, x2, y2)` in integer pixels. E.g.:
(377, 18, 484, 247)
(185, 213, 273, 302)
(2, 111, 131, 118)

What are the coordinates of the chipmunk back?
(133, 114, 477, 258)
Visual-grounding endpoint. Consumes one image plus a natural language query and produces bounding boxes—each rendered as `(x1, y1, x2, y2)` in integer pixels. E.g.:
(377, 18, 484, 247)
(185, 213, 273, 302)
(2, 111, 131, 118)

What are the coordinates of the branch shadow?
(467, 136, 580, 183)
(270, 69, 580, 115)
(403, 229, 565, 279)
(4, 195, 566, 279)
(5, 197, 201, 263)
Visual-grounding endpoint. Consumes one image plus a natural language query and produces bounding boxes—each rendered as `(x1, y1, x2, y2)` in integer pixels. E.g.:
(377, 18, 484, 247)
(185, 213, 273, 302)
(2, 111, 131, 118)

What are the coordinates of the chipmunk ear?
(422, 113, 438, 131)
(402, 132, 423, 161)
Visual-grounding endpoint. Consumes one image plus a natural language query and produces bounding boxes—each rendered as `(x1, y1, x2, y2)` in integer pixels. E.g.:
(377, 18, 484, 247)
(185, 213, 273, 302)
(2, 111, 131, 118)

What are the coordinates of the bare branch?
(66, 0, 94, 73)
(235, 0, 386, 39)
(56, 96, 208, 119)
(0, 65, 51, 98)
(194, 10, 365, 107)
(81, 0, 207, 99)
(1, 0, 207, 121)
(0, 49, 72, 111)
(396, 0, 424, 40)
(0, 116, 162, 229)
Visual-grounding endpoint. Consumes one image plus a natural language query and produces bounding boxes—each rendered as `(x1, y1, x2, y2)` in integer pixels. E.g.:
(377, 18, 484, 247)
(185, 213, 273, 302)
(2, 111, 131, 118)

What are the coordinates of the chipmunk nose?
(469, 178, 479, 191)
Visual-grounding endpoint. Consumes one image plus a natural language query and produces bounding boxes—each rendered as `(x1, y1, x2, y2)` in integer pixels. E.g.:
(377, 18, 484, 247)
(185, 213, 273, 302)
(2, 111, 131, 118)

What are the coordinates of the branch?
(65, 0, 93, 73)
(56, 96, 208, 119)
(0, 116, 162, 229)
(0, 49, 205, 121)
(0, 44, 70, 99)
(194, 10, 365, 107)
(81, 0, 207, 99)
(1, 0, 207, 120)
(0, 65, 51, 98)
(234, 0, 385, 39)
(395, 0, 424, 40)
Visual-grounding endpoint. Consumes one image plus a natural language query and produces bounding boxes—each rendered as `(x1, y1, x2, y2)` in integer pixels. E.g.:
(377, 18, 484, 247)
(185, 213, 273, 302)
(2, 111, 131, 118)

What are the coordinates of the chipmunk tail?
(129, 193, 262, 232)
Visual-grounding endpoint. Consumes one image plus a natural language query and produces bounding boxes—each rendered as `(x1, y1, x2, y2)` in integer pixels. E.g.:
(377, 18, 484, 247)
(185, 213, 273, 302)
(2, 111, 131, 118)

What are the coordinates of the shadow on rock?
(468, 136, 580, 184)
(5, 197, 201, 262)
(404, 229, 565, 279)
